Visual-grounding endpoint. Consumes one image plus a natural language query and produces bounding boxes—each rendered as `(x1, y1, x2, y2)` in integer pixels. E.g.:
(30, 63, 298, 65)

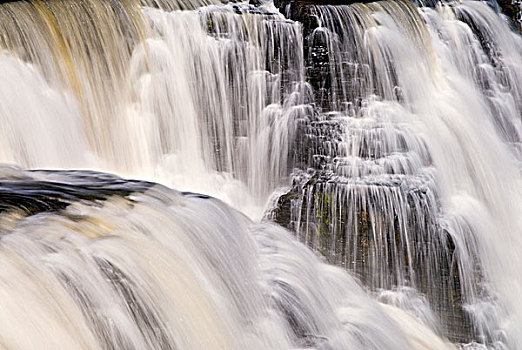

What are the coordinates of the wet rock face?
(269, 111, 475, 342)
(497, 0, 521, 31)
(265, 0, 483, 343)
(270, 179, 474, 343)
(274, 1, 331, 108)
(275, 0, 403, 111)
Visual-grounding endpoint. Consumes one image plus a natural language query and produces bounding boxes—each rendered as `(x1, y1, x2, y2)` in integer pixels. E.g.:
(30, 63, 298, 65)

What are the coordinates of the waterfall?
(0, 0, 521, 349)
(0, 0, 311, 218)
(0, 168, 456, 350)
(271, 0, 522, 345)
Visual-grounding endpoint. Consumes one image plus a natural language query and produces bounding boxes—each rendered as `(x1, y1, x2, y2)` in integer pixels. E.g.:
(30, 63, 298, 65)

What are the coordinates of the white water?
(0, 170, 456, 350)
(0, 0, 311, 219)
(277, 1, 522, 346)
(0, 0, 521, 349)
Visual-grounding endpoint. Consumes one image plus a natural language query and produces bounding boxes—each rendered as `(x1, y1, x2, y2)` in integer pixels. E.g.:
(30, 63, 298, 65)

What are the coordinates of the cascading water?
(0, 0, 521, 349)
(271, 0, 522, 346)
(0, 0, 310, 217)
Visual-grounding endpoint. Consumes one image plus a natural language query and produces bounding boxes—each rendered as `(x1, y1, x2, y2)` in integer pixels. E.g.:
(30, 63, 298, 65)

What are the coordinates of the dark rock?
(0, 170, 153, 217)
(496, 0, 521, 31)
